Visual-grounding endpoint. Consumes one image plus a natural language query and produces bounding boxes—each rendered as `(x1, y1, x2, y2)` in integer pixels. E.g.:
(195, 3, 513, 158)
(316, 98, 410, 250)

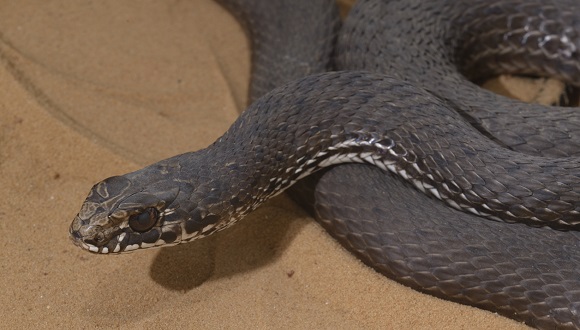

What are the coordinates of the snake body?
(70, 0, 580, 328)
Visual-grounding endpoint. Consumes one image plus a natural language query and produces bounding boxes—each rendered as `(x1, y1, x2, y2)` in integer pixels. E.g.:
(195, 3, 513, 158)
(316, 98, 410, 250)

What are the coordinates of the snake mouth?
(69, 228, 102, 254)
(68, 224, 112, 254)
(69, 226, 132, 254)
(68, 214, 127, 254)
(69, 216, 185, 254)
(69, 236, 102, 254)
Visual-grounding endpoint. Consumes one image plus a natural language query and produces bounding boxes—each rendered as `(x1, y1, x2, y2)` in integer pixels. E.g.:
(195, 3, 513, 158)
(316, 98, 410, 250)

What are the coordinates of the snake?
(68, 0, 580, 328)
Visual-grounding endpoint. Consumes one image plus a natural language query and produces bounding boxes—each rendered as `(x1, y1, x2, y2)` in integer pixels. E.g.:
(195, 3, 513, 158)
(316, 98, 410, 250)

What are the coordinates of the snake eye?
(128, 207, 159, 232)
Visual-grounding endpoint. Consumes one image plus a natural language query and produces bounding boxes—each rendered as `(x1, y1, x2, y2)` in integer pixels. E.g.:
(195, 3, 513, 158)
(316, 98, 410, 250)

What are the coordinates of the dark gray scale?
(69, 0, 580, 328)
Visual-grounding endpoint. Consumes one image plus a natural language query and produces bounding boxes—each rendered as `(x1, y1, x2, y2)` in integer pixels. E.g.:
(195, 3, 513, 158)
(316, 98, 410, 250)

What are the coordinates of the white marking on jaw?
(155, 238, 168, 246)
(113, 244, 121, 253)
(124, 244, 139, 252)
(88, 245, 99, 253)
(101, 247, 109, 254)
(140, 242, 155, 249)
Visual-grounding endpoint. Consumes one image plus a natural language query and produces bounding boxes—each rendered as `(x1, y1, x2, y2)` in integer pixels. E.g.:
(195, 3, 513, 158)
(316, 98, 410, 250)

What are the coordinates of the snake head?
(69, 162, 187, 254)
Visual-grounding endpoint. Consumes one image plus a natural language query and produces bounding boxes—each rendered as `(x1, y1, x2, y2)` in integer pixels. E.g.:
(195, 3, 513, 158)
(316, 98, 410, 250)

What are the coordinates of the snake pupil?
(128, 207, 159, 233)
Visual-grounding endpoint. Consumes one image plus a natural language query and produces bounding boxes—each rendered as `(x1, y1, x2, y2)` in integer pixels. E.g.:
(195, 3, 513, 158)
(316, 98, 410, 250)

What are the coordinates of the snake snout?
(69, 215, 85, 243)
(68, 222, 83, 245)
(68, 214, 112, 252)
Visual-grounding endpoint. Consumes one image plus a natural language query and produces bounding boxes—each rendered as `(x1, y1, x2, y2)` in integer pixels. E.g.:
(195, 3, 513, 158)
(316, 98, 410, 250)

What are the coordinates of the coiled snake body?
(70, 0, 580, 328)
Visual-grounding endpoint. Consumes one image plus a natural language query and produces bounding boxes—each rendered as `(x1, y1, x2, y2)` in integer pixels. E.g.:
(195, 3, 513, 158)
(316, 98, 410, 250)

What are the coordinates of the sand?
(0, 1, 538, 328)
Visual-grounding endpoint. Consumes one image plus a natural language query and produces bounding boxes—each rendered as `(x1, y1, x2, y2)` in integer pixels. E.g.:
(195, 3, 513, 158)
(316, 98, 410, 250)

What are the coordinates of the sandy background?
(0, 1, 541, 328)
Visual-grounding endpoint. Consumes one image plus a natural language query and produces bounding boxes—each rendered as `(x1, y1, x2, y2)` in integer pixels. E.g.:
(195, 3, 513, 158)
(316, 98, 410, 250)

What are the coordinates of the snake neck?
(168, 77, 424, 240)
(175, 72, 580, 236)
(178, 125, 401, 241)
(169, 74, 414, 240)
